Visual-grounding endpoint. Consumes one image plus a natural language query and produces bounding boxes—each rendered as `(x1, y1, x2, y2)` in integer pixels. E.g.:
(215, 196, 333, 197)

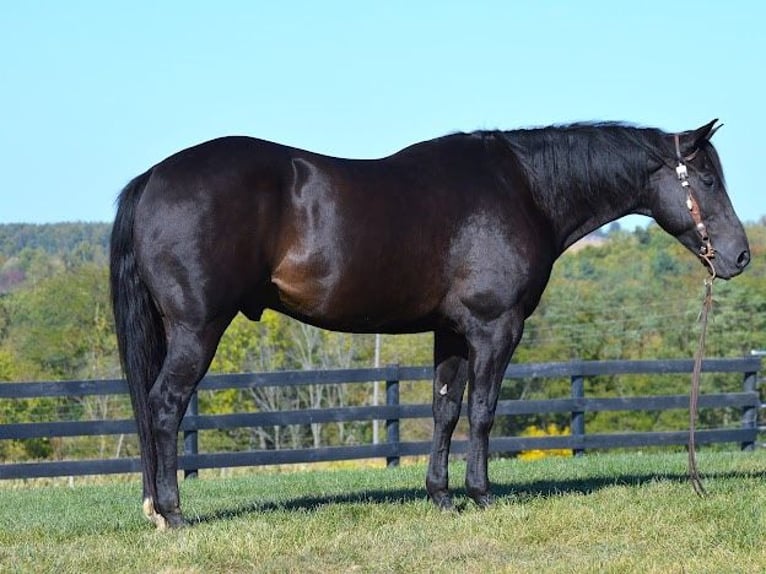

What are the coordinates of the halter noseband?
(673, 134, 716, 275)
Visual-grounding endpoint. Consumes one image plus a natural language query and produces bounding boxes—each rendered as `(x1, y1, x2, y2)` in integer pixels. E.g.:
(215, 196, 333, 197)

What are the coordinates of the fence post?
(741, 369, 758, 452)
(571, 372, 585, 457)
(386, 364, 401, 468)
(184, 390, 199, 479)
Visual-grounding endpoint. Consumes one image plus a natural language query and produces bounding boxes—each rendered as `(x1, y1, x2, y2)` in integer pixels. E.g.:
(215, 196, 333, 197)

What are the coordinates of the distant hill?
(0, 223, 111, 293)
(568, 232, 609, 252)
(0, 223, 111, 259)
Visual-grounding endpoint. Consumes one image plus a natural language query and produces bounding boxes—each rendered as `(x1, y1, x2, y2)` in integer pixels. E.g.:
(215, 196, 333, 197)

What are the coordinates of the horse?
(110, 120, 750, 529)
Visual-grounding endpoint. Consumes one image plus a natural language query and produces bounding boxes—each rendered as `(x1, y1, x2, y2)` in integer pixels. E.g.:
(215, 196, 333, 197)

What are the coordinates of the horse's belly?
(268, 258, 441, 334)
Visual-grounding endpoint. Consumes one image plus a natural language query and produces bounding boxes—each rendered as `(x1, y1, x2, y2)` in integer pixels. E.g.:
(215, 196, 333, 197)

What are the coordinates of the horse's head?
(648, 120, 750, 280)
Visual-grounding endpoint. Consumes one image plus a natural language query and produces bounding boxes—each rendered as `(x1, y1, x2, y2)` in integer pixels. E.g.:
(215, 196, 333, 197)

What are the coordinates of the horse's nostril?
(737, 250, 751, 269)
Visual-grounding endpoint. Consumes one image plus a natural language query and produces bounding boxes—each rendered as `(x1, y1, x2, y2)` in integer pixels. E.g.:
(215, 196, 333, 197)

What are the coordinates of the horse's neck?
(551, 190, 642, 252)
(505, 130, 649, 253)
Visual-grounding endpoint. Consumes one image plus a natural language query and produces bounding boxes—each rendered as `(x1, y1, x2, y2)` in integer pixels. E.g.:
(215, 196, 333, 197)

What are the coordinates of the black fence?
(0, 357, 761, 480)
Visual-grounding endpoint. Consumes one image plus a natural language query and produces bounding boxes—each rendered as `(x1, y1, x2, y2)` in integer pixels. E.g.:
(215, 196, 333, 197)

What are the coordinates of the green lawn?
(1, 451, 764, 573)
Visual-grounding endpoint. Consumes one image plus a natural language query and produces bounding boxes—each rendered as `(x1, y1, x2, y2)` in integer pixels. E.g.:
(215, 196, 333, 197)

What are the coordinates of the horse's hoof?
(165, 515, 188, 529)
(469, 491, 495, 509)
(143, 498, 187, 530)
(429, 491, 455, 511)
(143, 498, 168, 530)
(153, 512, 187, 530)
(163, 507, 188, 530)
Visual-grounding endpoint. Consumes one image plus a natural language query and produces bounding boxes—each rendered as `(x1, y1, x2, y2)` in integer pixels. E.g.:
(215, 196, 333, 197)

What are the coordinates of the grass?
(1, 450, 765, 573)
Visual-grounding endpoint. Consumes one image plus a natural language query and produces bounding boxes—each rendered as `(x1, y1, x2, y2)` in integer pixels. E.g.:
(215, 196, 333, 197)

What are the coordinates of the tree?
(8, 265, 118, 379)
(1, 264, 122, 461)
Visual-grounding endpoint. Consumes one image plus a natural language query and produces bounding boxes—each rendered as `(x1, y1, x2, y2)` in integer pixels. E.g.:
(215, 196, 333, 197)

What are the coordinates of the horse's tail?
(110, 170, 165, 507)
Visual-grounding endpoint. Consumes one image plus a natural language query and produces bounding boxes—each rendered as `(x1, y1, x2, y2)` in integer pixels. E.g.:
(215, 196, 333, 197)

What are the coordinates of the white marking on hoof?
(154, 514, 169, 531)
(439, 384, 448, 396)
(142, 497, 156, 521)
(142, 497, 169, 530)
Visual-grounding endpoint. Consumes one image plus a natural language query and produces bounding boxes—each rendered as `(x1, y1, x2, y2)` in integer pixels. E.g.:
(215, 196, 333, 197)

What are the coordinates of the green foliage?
(0, 254, 122, 461)
(0, 223, 109, 293)
(6, 264, 119, 379)
(518, 223, 766, 363)
(1, 221, 765, 463)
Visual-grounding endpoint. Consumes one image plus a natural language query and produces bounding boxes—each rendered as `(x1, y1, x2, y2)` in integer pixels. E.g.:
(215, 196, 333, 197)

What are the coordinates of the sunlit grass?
(1, 450, 764, 573)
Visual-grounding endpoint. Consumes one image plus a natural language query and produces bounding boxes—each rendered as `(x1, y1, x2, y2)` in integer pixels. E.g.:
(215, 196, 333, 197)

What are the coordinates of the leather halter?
(673, 134, 716, 274)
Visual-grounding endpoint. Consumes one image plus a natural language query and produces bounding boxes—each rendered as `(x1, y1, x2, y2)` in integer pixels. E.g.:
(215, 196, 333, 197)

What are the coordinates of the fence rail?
(0, 357, 761, 480)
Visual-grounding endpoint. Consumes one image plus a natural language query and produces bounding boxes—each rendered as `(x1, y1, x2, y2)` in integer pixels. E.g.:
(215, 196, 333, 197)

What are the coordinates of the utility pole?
(373, 333, 381, 444)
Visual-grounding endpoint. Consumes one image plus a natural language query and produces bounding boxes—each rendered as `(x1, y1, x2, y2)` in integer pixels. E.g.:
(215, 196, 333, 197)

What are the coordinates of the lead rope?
(674, 133, 716, 496)
(689, 274, 714, 497)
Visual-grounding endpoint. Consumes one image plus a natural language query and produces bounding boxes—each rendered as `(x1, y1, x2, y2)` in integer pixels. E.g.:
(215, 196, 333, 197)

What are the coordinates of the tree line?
(0, 221, 763, 462)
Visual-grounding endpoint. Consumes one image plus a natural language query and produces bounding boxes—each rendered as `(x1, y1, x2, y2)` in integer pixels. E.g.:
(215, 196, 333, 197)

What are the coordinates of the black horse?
(110, 120, 749, 528)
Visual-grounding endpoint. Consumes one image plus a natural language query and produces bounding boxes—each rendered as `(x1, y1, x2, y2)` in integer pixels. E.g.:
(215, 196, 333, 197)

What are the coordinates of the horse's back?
(131, 133, 549, 333)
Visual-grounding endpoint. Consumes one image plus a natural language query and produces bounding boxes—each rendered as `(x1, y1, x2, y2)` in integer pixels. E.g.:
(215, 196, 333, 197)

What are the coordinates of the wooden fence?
(0, 357, 761, 480)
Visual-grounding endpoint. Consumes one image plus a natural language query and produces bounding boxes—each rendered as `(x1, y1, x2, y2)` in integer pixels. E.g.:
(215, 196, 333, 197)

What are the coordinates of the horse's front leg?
(464, 311, 524, 507)
(426, 330, 469, 510)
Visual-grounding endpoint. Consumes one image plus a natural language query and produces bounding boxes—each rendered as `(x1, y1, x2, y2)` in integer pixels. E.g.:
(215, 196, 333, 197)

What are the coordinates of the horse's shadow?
(191, 469, 758, 525)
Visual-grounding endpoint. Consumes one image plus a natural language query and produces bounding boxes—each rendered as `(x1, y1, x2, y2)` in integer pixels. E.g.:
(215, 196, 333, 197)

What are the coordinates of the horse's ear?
(680, 119, 721, 156)
(695, 119, 722, 143)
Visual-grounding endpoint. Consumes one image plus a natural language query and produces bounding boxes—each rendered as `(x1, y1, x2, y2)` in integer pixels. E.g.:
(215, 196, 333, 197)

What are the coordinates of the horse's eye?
(700, 173, 715, 187)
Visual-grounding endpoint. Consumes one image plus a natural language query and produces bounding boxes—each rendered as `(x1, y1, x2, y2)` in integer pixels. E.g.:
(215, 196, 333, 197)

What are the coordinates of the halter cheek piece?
(673, 134, 716, 275)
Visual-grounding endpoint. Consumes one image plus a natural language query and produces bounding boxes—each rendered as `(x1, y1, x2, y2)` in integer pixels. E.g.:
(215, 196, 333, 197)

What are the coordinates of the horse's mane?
(497, 122, 669, 215)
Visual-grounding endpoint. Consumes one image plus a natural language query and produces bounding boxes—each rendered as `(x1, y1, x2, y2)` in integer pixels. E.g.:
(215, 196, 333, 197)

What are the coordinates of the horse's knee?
(469, 405, 496, 436)
(433, 395, 461, 427)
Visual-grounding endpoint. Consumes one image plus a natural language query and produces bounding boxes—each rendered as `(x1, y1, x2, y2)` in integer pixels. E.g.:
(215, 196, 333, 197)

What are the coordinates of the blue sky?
(1, 1, 764, 226)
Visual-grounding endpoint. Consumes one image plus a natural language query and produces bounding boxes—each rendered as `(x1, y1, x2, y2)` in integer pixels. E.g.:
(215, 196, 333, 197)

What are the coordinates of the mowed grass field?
(1, 450, 765, 573)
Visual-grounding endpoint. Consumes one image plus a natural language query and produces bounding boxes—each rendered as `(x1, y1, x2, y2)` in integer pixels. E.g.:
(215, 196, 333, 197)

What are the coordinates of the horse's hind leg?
(148, 317, 231, 528)
(426, 330, 468, 509)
